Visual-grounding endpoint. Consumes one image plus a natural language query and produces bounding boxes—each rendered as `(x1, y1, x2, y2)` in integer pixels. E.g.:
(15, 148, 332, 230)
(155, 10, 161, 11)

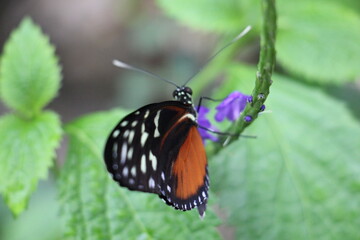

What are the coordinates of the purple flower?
(197, 106, 218, 142)
(215, 91, 252, 122)
(244, 115, 253, 122)
(260, 104, 266, 112)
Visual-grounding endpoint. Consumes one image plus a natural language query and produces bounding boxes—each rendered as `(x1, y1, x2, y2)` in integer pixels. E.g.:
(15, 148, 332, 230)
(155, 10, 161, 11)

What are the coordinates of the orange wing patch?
(172, 127, 207, 200)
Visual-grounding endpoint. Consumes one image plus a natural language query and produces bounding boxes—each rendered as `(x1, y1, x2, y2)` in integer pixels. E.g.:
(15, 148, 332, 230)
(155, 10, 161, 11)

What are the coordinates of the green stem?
(212, 0, 277, 154)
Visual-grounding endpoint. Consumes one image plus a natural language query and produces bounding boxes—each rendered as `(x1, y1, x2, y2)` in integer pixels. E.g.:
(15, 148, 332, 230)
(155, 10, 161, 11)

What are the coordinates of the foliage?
(0, 180, 62, 240)
(277, 0, 360, 82)
(0, 112, 61, 216)
(158, 0, 360, 239)
(158, 0, 360, 83)
(0, 17, 61, 118)
(212, 65, 360, 239)
(1, 0, 360, 239)
(0, 18, 62, 217)
(157, 0, 260, 33)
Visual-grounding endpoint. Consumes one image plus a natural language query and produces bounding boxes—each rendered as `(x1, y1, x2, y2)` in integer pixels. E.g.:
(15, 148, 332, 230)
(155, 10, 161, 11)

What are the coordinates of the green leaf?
(211, 64, 360, 239)
(277, 0, 360, 83)
(59, 109, 221, 240)
(0, 111, 62, 216)
(327, 0, 360, 13)
(156, 0, 260, 33)
(0, 180, 62, 240)
(0, 17, 61, 118)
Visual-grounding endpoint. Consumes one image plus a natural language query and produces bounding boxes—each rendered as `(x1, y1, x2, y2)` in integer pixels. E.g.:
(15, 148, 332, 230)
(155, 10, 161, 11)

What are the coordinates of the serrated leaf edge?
(65, 124, 154, 239)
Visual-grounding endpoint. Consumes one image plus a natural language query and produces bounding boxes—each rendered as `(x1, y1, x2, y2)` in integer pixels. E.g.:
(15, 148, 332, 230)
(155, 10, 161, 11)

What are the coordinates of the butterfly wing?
(105, 101, 184, 193)
(104, 101, 208, 216)
(158, 120, 209, 217)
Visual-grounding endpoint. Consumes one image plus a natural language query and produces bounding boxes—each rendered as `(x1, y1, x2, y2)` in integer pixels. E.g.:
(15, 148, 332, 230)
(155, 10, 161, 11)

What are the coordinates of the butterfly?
(104, 84, 208, 217)
(103, 26, 251, 218)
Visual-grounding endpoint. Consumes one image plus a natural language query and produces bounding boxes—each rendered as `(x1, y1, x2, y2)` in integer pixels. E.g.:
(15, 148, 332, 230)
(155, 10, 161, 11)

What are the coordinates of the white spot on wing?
(141, 123, 145, 133)
(120, 121, 128, 127)
(131, 166, 136, 177)
(144, 110, 150, 118)
(112, 130, 120, 138)
(127, 147, 133, 159)
(167, 185, 171, 192)
(161, 172, 165, 181)
(131, 121, 138, 127)
(128, 130, 135, 143)
(141, 155, 146, 173)
(120, 143, 127, 164)
(135, 111, 140, 115)
(154, 110, 161, 137)
(149, 177, 155, 188)
(123, 130, 130, 138)
(179, 113, 196, 122)
(141, 132, 148, 146)
(123, 167, 129, 177)
(149, 151, 157, 170)
(112, 143, 118, 158)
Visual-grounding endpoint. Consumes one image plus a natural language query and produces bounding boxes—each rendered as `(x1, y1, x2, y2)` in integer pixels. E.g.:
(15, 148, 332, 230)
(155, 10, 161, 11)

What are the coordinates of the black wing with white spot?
(104, 101, 195, 194)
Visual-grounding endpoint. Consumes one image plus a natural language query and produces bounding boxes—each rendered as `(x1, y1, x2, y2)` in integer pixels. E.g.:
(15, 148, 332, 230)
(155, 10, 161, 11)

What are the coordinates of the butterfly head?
(173, 86, 193, 105)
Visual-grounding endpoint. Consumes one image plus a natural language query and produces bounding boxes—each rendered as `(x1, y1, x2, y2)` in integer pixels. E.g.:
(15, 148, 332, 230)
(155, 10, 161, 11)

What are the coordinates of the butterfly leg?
(196, 96, 224, 113)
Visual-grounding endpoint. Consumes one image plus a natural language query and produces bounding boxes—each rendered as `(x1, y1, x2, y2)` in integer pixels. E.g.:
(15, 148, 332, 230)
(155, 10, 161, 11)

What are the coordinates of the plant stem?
(212, 0, 277, 154)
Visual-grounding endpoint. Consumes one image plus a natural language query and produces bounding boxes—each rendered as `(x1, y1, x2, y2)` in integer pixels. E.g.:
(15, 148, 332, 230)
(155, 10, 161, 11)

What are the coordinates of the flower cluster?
(197, 91, 263, 142)
(197, 106, 219, 142)
(214, 91, 252, 122)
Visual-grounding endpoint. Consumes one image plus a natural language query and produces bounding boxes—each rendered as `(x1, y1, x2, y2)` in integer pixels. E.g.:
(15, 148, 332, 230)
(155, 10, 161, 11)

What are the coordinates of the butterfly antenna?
(182, 25, 252, 87)
(113, 60, 180, 88)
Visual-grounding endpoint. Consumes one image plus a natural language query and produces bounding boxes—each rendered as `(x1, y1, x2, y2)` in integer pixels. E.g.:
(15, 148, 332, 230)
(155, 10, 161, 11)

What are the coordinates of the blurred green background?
(0, 0, 359, 239)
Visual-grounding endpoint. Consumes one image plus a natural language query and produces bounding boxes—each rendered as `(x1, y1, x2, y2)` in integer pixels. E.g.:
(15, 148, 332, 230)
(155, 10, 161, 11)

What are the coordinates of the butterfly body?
(104, 87, 209, 217)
